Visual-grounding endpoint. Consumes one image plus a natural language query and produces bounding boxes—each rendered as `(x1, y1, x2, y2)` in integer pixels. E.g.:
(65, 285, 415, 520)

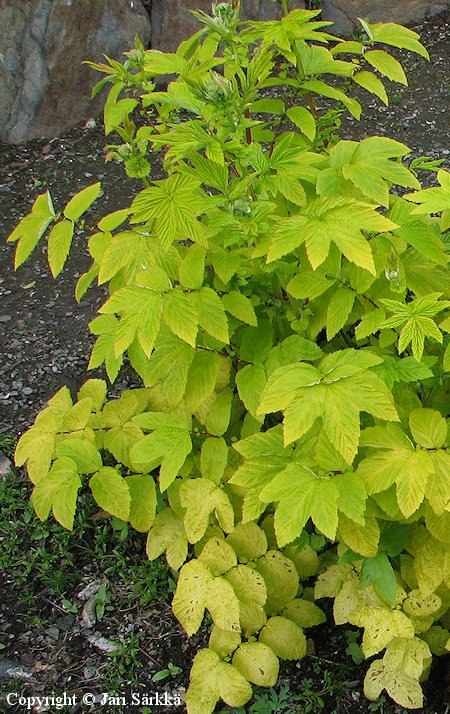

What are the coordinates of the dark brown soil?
(0, 9, 449, 714)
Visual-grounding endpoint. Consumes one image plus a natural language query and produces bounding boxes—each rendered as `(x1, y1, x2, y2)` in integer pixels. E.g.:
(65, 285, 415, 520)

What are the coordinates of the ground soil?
(0, 9, 449, 714)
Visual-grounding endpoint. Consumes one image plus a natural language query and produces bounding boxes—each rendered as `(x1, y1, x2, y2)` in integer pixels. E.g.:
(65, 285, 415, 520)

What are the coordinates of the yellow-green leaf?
(89, 466, 131, 521)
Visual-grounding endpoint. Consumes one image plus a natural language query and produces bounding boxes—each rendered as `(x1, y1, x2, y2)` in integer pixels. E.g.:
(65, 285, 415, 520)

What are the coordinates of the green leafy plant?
(7, 2, 450, 712)
(152, 661, 183, 682)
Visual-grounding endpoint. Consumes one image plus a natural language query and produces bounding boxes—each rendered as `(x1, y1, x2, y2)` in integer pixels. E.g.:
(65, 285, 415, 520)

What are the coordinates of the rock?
(0, 0, 151, 144)
(0, 451, 13, 477)
(151, 0, 306, 52)
(320, 0, 450, 36)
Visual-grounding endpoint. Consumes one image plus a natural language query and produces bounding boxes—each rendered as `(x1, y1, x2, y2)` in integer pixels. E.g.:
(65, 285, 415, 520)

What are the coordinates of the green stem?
(281, 0, 289, 16)
(142, 177, 151, 188)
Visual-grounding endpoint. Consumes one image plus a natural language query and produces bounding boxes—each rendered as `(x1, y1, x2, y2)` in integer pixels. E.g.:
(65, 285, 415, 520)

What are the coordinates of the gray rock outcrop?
(0, 0, 151, 144)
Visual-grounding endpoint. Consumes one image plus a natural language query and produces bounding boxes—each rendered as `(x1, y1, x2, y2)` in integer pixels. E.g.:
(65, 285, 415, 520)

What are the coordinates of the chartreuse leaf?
(173, 559, 214, 635)
(8, 193, 56, 268)
(254, 551, 299, 614)
(198, 536, 237, 576)
(100, 286, 163, 358)
(283, 543, 320, 577)
(286, 106, 316, 141)
(200, 437, 228, 484)
(186, 648, 252, 714)
(125, 474, 157, 532)
(47, 220, 74, 277)
(88, 315, 123, 382)
(225, 565, 267, 607)
(315, 563, 354, 599)
(232, 642, 279, 687)
(89, 467, 131, 521)
(258, 350, 398, 464)
(184, 351, 220, 412)
(163, 289, 198, 346)
(239, 603, 268, 636)
(283, 598, 326, 628)
(405, 169, 450, 214)
(32, 457, 81, 530)
(226, 522, 268, 562)
(364, 637, 431, 709)
(56, 439, 102, 474)
(209, 625, 241, 658)
(349, 606, 415, 657)
(408, 408, 447, 449)
(403, 589, 442, 618)
(130, 174, 206, 248)
(326, 286, 355, 340)
(261, 464, 340, 546)
(130, 417, 192, 491)
(338, 512, 380, 558)
(180, 478, 234, 543)
(413, 535, 448, 595)
(206, 390, 233, 437)
(268, 196, 395, 272)
(179, 245, 206, 290)
(63, 182, 102, 221)
(77, 379, 107, 411)
(368, 22, 429, 59)
(221, 291, 257, 326)
(353, 71, 388, 104)
(259, 616, 307, 660)
(146, 508, 188, 570)
(196, 287, 229, 343)
(426, 451, 450, 515)
(364, 50, 407, 85)
(205, 576, 241, 632)
(236, 364, 266, 418)
(15, 417, 58, 484)
(357, 424, 434, 518)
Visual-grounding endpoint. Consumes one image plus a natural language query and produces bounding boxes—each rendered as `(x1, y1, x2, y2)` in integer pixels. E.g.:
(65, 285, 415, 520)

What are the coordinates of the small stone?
(0, 315, 12, 322)
(22, 387, 33, 396)
(45, 627, 60, 641)
(0, 452, 13, 477)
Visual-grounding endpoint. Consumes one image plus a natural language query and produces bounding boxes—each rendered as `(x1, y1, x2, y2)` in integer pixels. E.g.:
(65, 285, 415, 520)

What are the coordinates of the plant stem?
(281, 0, 289, 16)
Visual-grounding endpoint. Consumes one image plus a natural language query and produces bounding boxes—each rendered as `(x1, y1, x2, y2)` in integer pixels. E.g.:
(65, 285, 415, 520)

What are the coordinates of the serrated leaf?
(360, 552, 397, 605)
(314, 563, 354, 599)
(338, 512, 380, 558)
(217, 661, 253, 707)
(209, 626, 241, 658)
(31, 457, 81, 530)
(184, 350, 220, 413)
(77, 379, 107, 411)
(125, 474, 156, 532)
(205, 576, 241, 632)
(146, 508, 188, 570)
(226, 522, 268, 562)
(222, 291, 257, 326)
(225, 565, 267, 607)
(172, 559, 214, 635)
(236, 363, 266, 418)
(89, 467, 131, 521)
(287, 106, 316, 141)
(198, 536, 237, 576)
(283, 598, 326, 628)
(232, 642, 279, 687)
(180, 478, 234, 543)
(200, 437, 228, 485)
(365, 50, 407, 84)
(55, 439, 102, 474)
(259, 615, 307, 660)
(130, 427, 192, 491)
(196, 287, 229, 343)
(353, 71, 388, 104)
(63, 182, 101, 221)
(179, 245, 206, 290)
(205, 390, 233, 437)
(349, 607, 414, 657)
(47, 220, 74, 277)
(15, 425, 56, 485)
(326, 286, 355, 340)
(163, 289, 198, 347)
(409, 408, 447, 449)
(254, 550, 299, 613)
(369, 22, 429, 59)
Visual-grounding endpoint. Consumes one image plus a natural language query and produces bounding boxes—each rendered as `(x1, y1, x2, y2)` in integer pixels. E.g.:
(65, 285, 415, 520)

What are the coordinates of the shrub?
(8, 2, 450, 711)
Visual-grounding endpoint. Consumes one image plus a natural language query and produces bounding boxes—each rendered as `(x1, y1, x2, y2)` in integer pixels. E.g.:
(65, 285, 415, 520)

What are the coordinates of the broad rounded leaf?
(232, 642, 279, 687)
(209, 625, 241, 658)
(225, 565, 267, 607)
(89, 467, 131, 521)
(259, 616, 307, 660)
(283, 598, 326, 628)
(172, 560, 213, 635)
(125, 474, 157, 532)
(205, 576, 241, 632)
(56, 438, 102, 474)
(409, 408, 448, 449)
(198, 536, 237, 576)
(226, 522, 268, 562)
(254, 550, 299, 614)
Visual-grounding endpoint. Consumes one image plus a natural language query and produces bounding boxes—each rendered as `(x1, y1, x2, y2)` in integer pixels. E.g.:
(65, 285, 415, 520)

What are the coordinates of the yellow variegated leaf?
(209, 625, 241, 658)
(334, 580, 384, 625)
(146, 508, 188, 570)
(414, 536, 448, 595)
(283, 598, 326, 628)
(232, 642, 279, 687)
(125, 474, 156, 532)
(255, 551, 299, 614)
(239, 602, 268, 636)
(403, 589, 442, 618)
(217, 661, 253, 707)
(314, 563, 354, 599)
(185, 648, 220, 714)
(226, 522, 268, 562)
(259, 616, 307, 660)
(198, 536, 237, 576)
(205, 576, 241, 632)
(282, 544, 320, 577)
(338, 512, 380, 557)
(349, 606, 415, 657)
(172, 559, 214, 635)
(89, 466, 131, 521)
(225, 565, 267, 607)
